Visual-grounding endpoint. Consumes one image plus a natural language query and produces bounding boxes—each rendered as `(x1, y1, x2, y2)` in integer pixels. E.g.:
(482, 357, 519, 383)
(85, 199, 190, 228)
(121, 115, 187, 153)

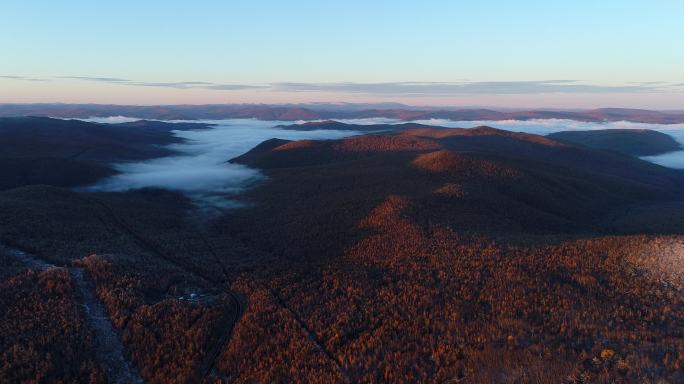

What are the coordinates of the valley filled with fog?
(5, 114, 684, 383)
(82, 118, 364, 207)
(411, 118, 684, 168)
(80, 117, 684, 205)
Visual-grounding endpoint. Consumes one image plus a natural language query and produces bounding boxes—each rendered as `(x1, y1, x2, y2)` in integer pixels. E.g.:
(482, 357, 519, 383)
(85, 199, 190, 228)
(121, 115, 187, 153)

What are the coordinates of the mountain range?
(1, 117, 684, 383)
(2, 103, 684, 123)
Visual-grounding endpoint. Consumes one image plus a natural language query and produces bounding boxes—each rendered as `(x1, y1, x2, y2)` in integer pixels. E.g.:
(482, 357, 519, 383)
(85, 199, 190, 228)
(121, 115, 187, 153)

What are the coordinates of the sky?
(1, 0, 683, 108)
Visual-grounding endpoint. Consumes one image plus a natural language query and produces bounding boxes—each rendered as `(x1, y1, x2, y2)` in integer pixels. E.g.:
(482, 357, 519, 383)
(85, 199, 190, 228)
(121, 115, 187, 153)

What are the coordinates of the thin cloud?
(130, 81, 265, 90)
(62, 76, 265, 90)
(0, 75, 50, 82)
(60, 76, 129, 82)
(205, 84, 266, 90)
(5, 75, 677, 95)
(271, 80, 667, 95)
(627, 81, 668, 85)
(129, 81, 214, 89)
(140, 81, 264, 90)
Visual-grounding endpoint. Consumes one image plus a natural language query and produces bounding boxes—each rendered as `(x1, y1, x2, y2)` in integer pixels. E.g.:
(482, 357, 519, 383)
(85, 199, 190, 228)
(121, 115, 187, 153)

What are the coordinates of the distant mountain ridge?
(2, 104, 684, 123)
(233, 125, 684, 192)
(276, 120, 441, 132)
(0, 117, 207, 190)
(549, 129, 682, 156)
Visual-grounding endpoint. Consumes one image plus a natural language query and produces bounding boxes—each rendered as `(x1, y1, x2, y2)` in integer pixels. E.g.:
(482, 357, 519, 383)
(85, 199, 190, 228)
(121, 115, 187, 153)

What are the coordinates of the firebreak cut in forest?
(0, 115, 684, 383)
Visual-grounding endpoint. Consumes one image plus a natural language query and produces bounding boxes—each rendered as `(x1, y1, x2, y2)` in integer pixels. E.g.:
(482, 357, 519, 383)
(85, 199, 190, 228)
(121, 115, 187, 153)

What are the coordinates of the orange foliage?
(215, 278, 345, 383)
(433, 182, 466, 197)
(214, 195, 684, 382)
(274, 139, 318, 151)
(332, 135, 441, 152)
(0, 268, 104, 383)
(412, 149, 521, 178)
(403, 125, 565, 147)
(79, 254, 235, 384)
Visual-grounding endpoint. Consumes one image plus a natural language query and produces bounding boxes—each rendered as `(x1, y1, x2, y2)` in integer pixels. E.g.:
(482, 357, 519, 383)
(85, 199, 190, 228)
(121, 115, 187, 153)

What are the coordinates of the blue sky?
(1, 0, 683, 108)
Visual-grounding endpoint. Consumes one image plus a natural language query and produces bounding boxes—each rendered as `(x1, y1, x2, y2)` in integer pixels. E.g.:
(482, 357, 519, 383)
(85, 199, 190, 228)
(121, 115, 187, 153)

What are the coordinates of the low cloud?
(87, 119, 362, 209)
(407, 118, 684, 170)
(80, 117, 684, 211)
(410, 118, 684, 135)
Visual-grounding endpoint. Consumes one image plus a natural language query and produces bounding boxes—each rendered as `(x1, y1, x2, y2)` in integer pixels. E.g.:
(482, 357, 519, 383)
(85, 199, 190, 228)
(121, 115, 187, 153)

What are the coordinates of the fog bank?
(412, 118, 684, 169)
(87, 117, 684, 211)
(88, 119, 364, 208)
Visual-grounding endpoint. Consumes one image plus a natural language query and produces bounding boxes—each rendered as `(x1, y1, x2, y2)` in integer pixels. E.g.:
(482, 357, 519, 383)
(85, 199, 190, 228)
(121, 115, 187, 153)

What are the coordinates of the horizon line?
(1, 101, 683, 113)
